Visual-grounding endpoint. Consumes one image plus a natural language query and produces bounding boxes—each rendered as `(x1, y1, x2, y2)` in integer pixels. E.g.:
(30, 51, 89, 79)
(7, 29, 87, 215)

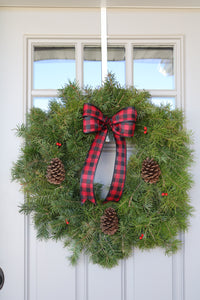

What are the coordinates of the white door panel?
(28, 226, 76, 300)
(1, 7, 200, 300)
(134, 250, 172, 300)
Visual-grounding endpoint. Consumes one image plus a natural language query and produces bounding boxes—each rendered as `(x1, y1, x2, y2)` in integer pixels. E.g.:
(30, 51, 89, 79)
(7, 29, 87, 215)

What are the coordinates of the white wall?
(0, 7, 200, 300)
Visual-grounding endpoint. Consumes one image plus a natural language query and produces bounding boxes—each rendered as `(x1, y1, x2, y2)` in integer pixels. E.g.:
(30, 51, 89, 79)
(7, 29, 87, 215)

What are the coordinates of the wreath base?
(12, 75, 193, 268)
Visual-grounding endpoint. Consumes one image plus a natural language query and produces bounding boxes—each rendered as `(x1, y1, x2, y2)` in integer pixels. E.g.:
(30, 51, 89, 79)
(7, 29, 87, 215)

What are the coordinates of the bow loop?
(111, 107, 137, 137)
(83, 104, 107, 134)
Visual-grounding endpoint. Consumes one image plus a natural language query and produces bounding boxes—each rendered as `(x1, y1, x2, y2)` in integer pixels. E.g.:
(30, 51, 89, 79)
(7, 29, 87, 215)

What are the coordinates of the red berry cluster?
(139, 233, 144, 240)
(144, 126, 147, 134)
(162, 193, 168, 196)
(56, 142, 62, 147)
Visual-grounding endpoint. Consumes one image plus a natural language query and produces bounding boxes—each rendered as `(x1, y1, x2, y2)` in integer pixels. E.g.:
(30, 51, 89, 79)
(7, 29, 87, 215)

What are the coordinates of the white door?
(1, 7, 200, 300)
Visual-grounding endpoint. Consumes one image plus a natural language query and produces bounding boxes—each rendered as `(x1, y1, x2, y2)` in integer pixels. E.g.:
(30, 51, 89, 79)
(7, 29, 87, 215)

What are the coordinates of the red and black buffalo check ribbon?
(80, 103, 137, 204)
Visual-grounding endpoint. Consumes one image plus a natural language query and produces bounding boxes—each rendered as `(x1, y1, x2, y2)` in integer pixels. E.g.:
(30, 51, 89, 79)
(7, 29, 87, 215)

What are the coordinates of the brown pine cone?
(141, 157, 161, 184)
(46, 158, 65, 185)
(100, 207, 119, 235)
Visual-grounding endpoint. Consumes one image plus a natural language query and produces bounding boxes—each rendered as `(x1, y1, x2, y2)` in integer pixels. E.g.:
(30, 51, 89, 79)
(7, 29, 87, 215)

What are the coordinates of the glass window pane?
(151, 97, 175, 109)
(107, 47, 125, 86)
(33, 46, 76, 89)
(133, 46, 174, 90)
(83, 46, 101, 88)
(33, 97, 59, 111)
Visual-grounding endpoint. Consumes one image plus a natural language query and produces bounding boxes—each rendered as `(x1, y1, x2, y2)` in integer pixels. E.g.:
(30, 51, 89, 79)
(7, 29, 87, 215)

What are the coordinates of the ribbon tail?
(80, 129, 108, 204)
(103, 135, 127, 203)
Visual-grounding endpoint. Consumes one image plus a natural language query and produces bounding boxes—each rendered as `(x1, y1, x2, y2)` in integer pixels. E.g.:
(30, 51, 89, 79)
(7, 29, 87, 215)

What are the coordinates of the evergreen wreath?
(12, 75, 193, 268)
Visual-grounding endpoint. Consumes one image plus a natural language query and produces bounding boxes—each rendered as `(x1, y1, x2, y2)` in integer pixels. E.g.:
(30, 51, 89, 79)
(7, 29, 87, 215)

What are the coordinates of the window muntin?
(133, 46, 174, 90)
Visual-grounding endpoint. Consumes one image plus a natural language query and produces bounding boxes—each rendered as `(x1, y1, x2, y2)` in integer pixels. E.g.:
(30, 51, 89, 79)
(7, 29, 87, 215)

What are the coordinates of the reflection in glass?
(107, 47, 125, 86)
(133, 47, 174, 90)
(33, 46, 76, 89)
(83, 47, 102, 88)
(151, 97, 175, 109)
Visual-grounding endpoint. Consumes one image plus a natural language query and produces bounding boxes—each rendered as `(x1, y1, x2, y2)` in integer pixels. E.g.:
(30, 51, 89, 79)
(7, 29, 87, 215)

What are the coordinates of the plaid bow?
(80, 103, 137, 204)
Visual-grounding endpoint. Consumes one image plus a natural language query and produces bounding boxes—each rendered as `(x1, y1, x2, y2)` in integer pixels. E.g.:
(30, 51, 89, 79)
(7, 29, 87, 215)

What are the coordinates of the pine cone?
(46, 158, 65, 185)
(141, 157, 161, 184)
(100, 207, 119, 235)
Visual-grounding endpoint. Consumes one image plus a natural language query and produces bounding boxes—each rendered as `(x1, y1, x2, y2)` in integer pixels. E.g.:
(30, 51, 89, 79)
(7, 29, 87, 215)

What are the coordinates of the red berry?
(162, 193, 165, 196)
(144, 131, 147, 134)
(65, 219, 69, 225)
(144, 127, 147, 131)
(139, 236, 142, 240)
(165, 193, 168, 196)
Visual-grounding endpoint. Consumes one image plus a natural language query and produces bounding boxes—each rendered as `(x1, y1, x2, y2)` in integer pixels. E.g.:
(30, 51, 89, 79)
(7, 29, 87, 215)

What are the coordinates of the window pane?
(151, 97, 175, 109)
(83, 46, 101, 88)
(83, 46, 126, 88)
(107, 47, 125, 86)
(33, 46, 76, 89)
(33, 97, 59, 111)
(133, 46, 174, 90)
